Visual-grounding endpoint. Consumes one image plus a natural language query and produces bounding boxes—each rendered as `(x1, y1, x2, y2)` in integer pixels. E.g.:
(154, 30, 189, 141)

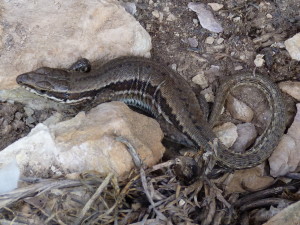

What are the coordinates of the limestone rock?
(264, 201, 300, 225)
(269, 103, 300, 177)
(279, 81, 300, 101)
(0, 160, 20, 194)
(0, 0, 151, 90)
(226, 95, 254, 122)
(284, 33, 300, 61)
(0, 102, 165, 178)
(254, 54, 265, 67)
(225, 164, 274, 193)
(192, 72, 208, 89)
(213, 122, 238, 148)
(208, 3, 224, 11)
(188, 2, 223, 33)
(232, 123, 257, 153)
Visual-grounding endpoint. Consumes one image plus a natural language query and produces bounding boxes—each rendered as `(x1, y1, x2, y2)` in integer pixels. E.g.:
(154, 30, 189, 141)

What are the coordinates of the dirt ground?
(1, 0, 299, 150)
(0, 0, 300, 224)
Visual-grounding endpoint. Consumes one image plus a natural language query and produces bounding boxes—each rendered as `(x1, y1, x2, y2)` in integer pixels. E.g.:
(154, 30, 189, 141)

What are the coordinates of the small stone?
(166, 13, 176, 21)
(279, 81, 300, 101)
(216, 37, 224, 44)
(232, 123, 257, 153)
(192, 72, 208, 88)
(205, 36, 215, 44)
(152, 10, 160, 18)
(188, 2, 223, 33)
(193, 19, 199, 24)
(254, 54, 265, 67)
(285, 33, 300, 61)
(266, 13, 273, 19)
(208, 3, 224, 11)
(234, 65, 243, 70)
(233, 17, 241, 22)
(226, 95, 254, 122)
(213, 122, 238, 148)
(171, 63, 177, 71)
(201, 87, 214, 102)
(188, 37, 198, 48)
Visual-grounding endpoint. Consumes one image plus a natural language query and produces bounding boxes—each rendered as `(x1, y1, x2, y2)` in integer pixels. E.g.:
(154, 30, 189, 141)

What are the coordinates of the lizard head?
(16, 67, 71, 102)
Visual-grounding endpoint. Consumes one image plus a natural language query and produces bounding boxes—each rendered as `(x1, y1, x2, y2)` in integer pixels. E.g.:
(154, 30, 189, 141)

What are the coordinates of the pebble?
(232, 123, 257, 153)
(152, 10, 160, 18)
(254, 54, 265, 67)
(213, 122, 238, 148)
(226, 95, 254, 122)
(216, 37, 224, 44)
(207, 3, 224, 11)
(192, 72, 208, 89)
(205, 36, 215, 44)
(188, 2, 223, 33)
(193, 18, 199, 24)
(284, 32, 300, 61)
(266, 13, 273, 19)
(188, 37, 198, 48)
(234, 65, 243, 71)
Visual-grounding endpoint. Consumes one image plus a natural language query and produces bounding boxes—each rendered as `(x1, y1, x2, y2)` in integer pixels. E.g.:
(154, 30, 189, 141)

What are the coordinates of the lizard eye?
(35, 81, 54, 90)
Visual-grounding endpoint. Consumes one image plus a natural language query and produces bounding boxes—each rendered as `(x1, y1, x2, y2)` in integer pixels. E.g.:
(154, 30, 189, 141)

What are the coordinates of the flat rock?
(264, 201, 300, 225)
(226, 95, 254, 122)
(225, 164, 274, 193)
(192, 71, 208, 89)
(284, 32, 300, 61)
(269, 103, 300, 177)
(279, 81, 300, 101)
(213, 122, 238, 148)
(0, 102, 165, 178)
(188, 2, 223, 33)
(232, 123, 257, 153)
(0, 0, 151, 90)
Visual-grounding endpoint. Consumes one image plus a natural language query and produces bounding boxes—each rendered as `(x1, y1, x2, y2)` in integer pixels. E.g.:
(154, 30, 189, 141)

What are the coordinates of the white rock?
(254, 54, 265, 67)
(279, 81, 300, 101)
(201, 87, 215, 102)
(213, 122, 238, 148)
(216, 37, 224, 44)
(232, 123, 257, 153)
(266, 13, 273, 19)
(0, 102, 165, 178)
(0, 0, 151, 90)
(205, 36, 215, 44)
(152, 10, 160, 18)
(208, 3, 224, 11)
(264, 201, 300, 225)
(284, 33, 300, 61)
(269, 103, 300, 177)
(192, 72, 208, 88)
(234, 65, 243, 71)
(188, 2, 223, 33)
(121, 2, 137, 15)
(0, 160, 20, 194)
(226, 95, 254, 122)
